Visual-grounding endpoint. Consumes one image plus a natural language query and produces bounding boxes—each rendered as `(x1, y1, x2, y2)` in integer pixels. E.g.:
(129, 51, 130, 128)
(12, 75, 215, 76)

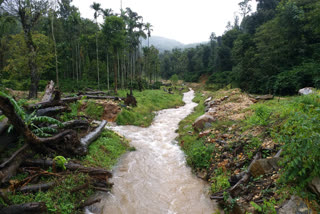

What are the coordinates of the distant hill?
(141, 36, 207, 52)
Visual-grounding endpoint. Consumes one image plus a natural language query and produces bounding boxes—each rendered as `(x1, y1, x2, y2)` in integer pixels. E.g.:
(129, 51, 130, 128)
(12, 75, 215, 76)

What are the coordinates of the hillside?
(141, 36, 206, 52)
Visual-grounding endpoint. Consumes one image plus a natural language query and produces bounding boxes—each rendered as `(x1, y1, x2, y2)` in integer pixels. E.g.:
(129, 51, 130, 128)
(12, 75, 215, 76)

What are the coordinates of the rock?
(309, 177, 320, 198)
(221, 96, 229, 101)
(278, 196, 311, 214)
(183, 125, 191, 130)
(192, 114, 216, 131)
(204, 97, 212, 105)
(249, 157, 281, 177)
(199, 129, 212, 138)
(196, 169, 207, 179)
(298, 87, 315, 95)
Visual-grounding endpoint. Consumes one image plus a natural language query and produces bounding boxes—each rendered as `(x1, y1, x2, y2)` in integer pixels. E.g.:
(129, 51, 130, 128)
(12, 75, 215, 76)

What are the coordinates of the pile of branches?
(0, 82, 114, 213)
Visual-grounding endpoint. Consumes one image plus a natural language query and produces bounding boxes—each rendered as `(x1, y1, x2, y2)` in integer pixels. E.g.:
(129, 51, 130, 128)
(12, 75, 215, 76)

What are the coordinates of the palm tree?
(91, 2, 101, 88)
(145, 22, 153, 48)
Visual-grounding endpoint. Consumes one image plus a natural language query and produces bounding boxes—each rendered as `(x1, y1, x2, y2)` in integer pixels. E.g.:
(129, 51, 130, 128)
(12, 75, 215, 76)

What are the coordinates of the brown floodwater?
(86, 89, 219, 214)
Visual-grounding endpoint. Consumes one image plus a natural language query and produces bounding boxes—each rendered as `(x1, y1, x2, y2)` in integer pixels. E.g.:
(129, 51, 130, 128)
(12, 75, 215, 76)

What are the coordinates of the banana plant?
(0, 91, 64, 137)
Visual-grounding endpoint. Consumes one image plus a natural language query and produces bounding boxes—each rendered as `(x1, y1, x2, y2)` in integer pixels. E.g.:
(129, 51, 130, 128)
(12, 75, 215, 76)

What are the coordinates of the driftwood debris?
(23, 159, 112, 178)
(0, 202, 47, 214)
(41, 80, 55, 102)
(49, 119, 89, 130)
(17, 182, 55, 193)
(80, 120, 107, 153)
(36, 106, 68, 116)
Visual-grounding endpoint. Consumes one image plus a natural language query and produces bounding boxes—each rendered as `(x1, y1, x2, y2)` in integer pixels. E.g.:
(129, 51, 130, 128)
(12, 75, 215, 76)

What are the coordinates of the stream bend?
(92, 89, 218, 214)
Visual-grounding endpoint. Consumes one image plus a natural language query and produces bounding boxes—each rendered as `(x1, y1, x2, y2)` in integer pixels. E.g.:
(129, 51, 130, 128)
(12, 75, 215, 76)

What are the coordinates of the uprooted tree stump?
(124, 89, 137, 107)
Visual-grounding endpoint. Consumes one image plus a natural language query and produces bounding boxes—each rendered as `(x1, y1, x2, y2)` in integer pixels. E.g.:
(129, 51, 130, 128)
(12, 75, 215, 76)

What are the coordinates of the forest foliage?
(160, 0, 320, 95)
(0, 0, 160, 97)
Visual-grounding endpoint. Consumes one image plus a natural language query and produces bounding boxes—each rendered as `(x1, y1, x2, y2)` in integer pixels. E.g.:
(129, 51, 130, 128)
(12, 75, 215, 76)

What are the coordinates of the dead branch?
(18, 182, 55, 193)
(77, 198, 101, 210)
(0, 202, 47, 214)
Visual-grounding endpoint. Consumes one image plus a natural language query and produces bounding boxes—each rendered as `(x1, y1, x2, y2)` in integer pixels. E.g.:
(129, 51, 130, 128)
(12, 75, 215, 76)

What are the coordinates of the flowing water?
(90, 89, 218, 214)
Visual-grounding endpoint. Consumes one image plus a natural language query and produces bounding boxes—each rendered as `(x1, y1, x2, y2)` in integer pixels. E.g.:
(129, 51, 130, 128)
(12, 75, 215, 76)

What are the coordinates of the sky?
(72, 0, 257, 44)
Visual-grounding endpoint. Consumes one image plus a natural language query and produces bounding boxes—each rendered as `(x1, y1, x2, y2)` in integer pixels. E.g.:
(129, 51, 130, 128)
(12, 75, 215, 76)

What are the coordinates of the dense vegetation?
(160, 0, 320, 95)
(0, 0, 160, 97)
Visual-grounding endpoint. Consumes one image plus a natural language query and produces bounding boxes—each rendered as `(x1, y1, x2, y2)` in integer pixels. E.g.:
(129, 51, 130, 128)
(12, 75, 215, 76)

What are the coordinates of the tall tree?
(102, 15, 126, 94)
(91, 2, 101, 88)
(2, 0, 49, 98)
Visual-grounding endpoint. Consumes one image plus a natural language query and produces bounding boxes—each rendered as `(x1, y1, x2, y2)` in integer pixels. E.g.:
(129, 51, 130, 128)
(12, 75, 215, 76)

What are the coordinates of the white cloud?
(72, 0, 257, 44)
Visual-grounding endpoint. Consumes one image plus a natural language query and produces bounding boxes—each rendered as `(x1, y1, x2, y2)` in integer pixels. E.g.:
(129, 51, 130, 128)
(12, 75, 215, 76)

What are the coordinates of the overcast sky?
(72, 0, 257, 44)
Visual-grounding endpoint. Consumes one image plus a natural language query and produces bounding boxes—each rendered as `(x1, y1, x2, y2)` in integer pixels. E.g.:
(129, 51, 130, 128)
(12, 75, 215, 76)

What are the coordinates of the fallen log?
(79, 91, 108, 96)
(85, 95, 124, 100)
(23, 159, 112, 178)
(41, 80, 55, 102)
(0, 145, 31, 183)
(0, 202, 47, 214)
(80, 120, 107, 153)
(28, 94, 79, 111)
(0, 144, 29, 169)
(49, 119, 89, 130)
(17, 182, 55, 193)
(36, 106, 68, 116)
(255, 94, 274, 100)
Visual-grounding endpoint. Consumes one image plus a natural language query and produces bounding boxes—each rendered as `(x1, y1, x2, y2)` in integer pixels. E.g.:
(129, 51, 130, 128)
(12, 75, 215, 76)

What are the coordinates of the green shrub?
(186, 141, 215, 169)
(247, 105, 272, 126)
(211, 172, 231, 193)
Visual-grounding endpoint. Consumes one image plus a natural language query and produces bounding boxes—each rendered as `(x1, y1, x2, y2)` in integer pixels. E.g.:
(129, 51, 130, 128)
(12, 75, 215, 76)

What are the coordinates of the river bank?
(177, 87, 320, 213)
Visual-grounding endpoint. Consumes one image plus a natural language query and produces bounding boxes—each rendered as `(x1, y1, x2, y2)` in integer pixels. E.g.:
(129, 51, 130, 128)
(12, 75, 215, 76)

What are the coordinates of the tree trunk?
(107, 53, 109, 90)
(51, 9, 59, 88)
(114, 51, 118, 94)
(96, 26, 100, 89)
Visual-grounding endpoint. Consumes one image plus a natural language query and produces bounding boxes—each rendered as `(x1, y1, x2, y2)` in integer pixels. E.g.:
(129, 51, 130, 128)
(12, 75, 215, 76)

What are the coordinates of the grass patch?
(177, 92, 214, 170)
(116, 88, 185, 127)
(81, 130, 130, 169)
